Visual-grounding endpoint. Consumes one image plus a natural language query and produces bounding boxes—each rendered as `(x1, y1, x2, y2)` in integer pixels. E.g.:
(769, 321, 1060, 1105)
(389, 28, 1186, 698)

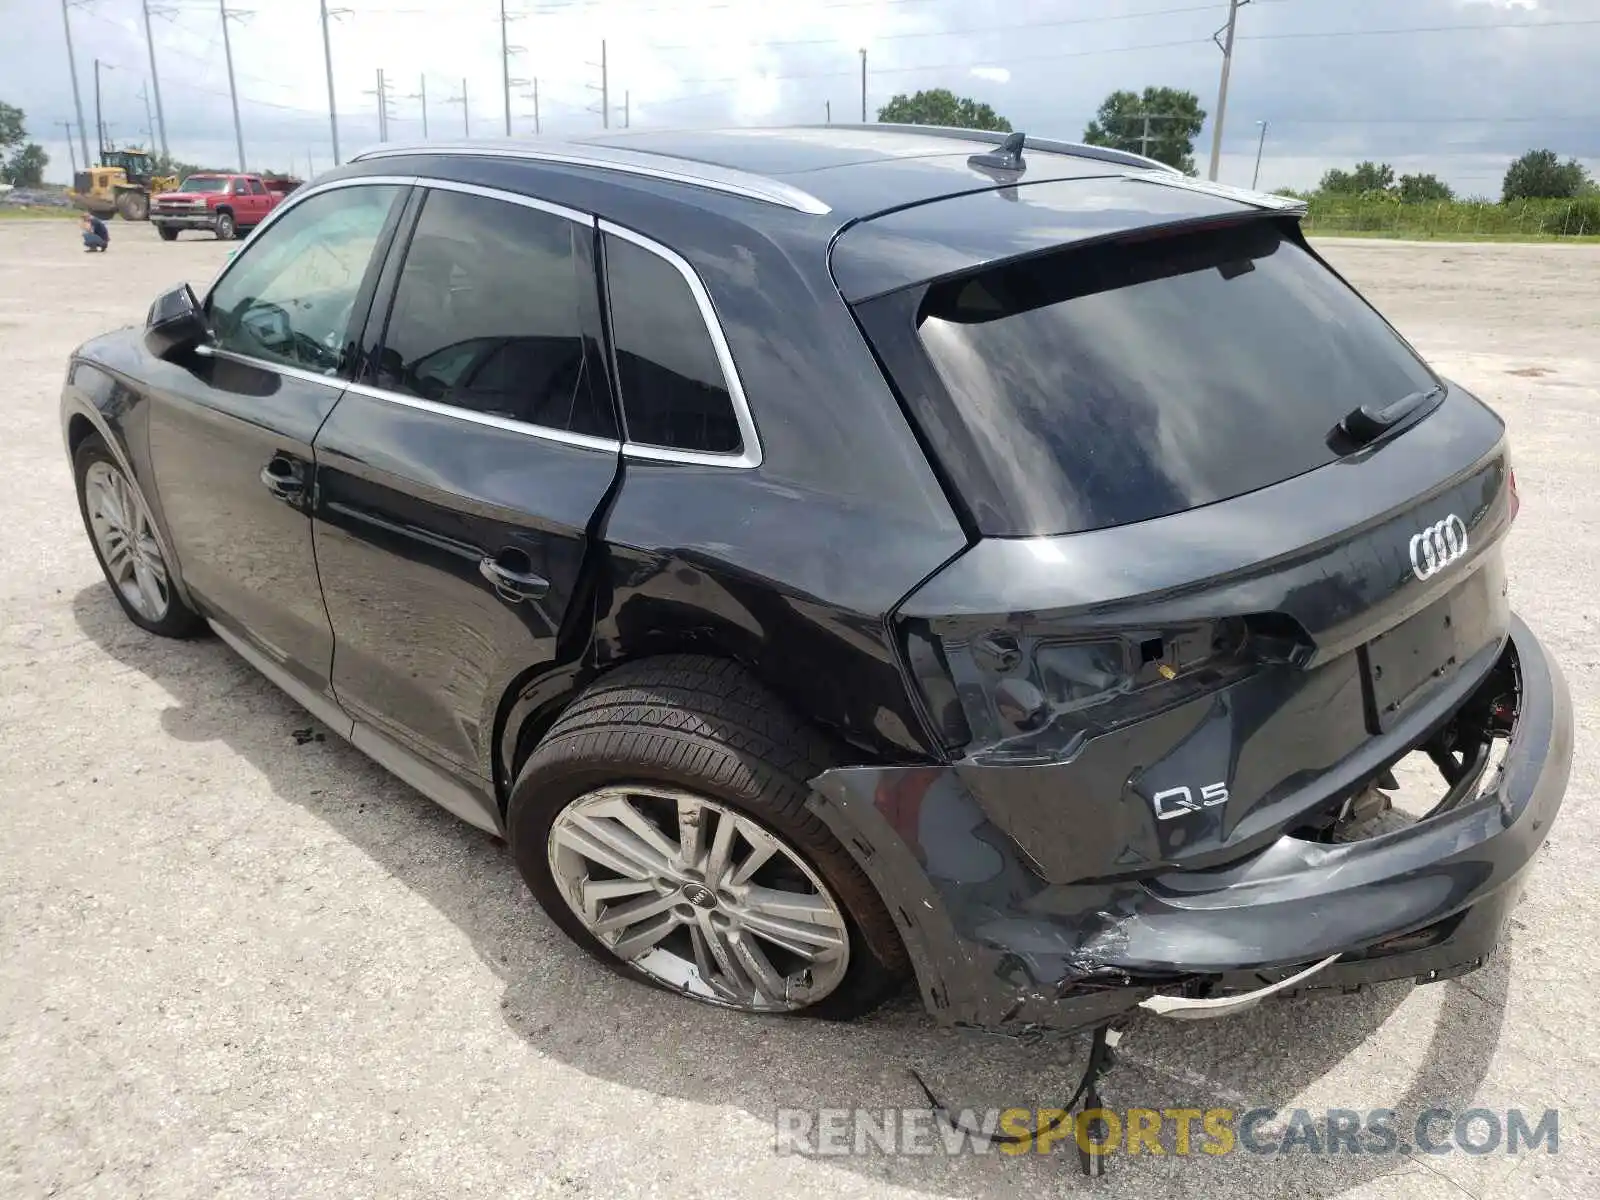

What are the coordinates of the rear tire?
(72, 434, 202, 639)
(507, 656, 908, 1020)
(157, 225, 179, 242)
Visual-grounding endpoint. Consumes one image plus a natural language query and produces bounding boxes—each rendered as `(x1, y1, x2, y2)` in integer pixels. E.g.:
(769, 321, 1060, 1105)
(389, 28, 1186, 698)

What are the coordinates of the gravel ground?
(1, 221, 1596, 1199)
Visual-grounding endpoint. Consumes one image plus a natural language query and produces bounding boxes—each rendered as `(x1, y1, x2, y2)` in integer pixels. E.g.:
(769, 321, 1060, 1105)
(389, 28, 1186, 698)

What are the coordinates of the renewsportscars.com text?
(774, 1106, 1560, 1159)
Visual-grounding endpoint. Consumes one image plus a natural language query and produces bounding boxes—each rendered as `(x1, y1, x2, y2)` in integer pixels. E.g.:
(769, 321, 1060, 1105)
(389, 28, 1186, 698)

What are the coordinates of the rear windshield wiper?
(1337, 383, 1446, 449)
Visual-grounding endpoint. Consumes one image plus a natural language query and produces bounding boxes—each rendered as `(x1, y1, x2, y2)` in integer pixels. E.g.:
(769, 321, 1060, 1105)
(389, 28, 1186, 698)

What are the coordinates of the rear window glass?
(913, 220, 1438, 535)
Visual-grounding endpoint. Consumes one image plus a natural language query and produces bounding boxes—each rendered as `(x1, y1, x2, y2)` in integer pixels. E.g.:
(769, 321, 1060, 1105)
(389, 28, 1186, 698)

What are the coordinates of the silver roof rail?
(347, 139, 833, 216)
(818, 123, 1182, 175)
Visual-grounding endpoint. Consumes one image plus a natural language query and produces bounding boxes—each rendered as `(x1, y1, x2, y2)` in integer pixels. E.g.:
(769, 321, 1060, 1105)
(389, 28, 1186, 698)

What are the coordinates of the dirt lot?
(2, 220, 1596, 1199)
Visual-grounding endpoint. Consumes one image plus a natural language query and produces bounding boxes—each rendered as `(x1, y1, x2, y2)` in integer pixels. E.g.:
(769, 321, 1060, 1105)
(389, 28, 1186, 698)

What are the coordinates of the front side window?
(372, 189, 615, 439)
(603, 233, 742, 455)
(206, 183, 401, 374)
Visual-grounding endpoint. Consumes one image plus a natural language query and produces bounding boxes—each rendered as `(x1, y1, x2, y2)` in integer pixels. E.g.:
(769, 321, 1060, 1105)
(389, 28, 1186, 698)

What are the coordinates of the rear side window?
(907, 220, 1438, 535)
(249, 179, 267, 196)
(603, 232, 741, 455)
(373, 189, 615, 440)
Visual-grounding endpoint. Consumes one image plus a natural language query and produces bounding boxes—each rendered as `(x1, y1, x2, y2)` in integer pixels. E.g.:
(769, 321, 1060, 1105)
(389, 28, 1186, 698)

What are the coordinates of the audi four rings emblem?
(1409, 514, 1469, 581)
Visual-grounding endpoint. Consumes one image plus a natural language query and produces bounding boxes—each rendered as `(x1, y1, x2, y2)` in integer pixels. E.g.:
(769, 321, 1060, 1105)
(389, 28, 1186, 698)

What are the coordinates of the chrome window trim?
(599, 219, 763, 470)
(350, 141, 832, 216)
(200, 173, 418, 304)
(413, 176, 593, 227)
(195, 343, 346, 391)
(339, 381, 622, 454)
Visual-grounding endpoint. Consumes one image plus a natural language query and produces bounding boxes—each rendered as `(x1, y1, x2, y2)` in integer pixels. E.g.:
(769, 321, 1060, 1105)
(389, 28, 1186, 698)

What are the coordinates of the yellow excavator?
(70, 148, 179, 222)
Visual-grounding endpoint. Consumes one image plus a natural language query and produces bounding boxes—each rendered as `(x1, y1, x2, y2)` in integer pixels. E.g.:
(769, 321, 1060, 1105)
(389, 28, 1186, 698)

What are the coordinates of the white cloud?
(5, 0, 1598, 194)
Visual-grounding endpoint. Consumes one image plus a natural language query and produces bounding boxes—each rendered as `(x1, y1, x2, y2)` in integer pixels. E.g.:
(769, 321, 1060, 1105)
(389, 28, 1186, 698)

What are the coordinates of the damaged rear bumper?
(808, 616, 1572, 1035)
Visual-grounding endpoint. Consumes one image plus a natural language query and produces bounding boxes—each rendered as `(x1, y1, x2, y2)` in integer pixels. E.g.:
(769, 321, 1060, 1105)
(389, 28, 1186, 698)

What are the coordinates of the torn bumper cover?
(808, 617, 1572, 1035)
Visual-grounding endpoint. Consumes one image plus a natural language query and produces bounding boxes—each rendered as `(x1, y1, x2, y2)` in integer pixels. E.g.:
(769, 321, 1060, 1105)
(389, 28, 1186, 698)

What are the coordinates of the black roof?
(352, 124, 1180, 224)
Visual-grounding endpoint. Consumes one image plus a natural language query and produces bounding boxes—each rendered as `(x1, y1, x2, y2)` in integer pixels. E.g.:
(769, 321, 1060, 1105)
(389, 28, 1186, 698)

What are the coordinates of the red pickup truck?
(151, 173, 301, 242)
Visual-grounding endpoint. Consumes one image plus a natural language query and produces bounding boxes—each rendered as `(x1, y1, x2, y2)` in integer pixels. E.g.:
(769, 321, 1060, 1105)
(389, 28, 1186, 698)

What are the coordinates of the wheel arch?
(493, 643, 886, 820)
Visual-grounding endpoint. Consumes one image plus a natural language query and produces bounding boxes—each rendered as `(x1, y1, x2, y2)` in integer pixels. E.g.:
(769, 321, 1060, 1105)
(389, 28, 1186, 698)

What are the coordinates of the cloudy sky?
(6, 0, 1598, 196)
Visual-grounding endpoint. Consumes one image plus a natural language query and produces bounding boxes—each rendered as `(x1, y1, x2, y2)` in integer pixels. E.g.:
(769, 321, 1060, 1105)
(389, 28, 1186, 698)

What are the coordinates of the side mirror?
(144, 282, 209, 360)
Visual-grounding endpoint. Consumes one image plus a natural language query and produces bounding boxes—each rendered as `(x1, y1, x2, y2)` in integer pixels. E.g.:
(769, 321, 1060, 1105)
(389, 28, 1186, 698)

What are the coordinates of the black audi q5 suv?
(61, 125, 1573, 1034)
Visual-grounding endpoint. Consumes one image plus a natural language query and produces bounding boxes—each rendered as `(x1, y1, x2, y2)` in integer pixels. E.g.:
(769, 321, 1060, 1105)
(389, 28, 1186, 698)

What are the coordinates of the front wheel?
(507, 656, 908, 1020)
(157, 225, 179, 242)
(215, 211, 236, 240)
(73, 434, 202, 638)
(116, 191, 149, 221)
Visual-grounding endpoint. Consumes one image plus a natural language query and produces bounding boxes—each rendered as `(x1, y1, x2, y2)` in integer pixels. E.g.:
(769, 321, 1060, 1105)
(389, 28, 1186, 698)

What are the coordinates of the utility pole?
(365, 69, 391, 141)
(139, 1, 171, 157)
(319, 1, 349, 165)
(522, 78, 539, 135)
(499, 0, 527, 137)
(585, 40, 609, 129)
(620, 90, 629, 129)
(826, 100, 831, 124)
(59, 121, 78, 178)
(859, 48, 867, 121)
(407, 75, 428, 139)
(1252, 119, 1269, 190)
(1207, 0, 1249, 182)
(218, 0, 248, 170)
(446, 79, 468, 136)
(93, 57, 112, 155)
(138, 80, 156, 151)
(60, 0, 91, 168)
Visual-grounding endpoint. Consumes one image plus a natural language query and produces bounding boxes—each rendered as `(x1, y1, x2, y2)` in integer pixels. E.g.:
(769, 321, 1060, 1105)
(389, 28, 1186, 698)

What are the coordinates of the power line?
(1239, 17, 1600, 43)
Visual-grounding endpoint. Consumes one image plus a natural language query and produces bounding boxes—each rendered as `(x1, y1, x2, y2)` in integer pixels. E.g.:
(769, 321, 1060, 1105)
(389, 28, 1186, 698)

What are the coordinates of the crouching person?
(81, 213, 110, 252)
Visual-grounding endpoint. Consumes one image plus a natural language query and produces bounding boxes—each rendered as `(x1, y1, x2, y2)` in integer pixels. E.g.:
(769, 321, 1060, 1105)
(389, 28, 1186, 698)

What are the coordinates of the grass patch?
(0, 206, 81, 221)
(1305, 227, 1600, 245)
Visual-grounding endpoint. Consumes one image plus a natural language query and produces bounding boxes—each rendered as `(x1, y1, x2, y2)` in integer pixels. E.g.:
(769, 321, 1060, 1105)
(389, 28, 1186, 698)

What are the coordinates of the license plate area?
(1364, 562, 1507, 733)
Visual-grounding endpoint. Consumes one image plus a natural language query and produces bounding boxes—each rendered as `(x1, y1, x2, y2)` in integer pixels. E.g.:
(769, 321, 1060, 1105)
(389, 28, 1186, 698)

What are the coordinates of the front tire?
(116, 191, 149, 221)
(215, 211, 236, 240)
(157, 225, 179, 242)
(507, 656, 907, 1020)
(73, 434, 202, 638)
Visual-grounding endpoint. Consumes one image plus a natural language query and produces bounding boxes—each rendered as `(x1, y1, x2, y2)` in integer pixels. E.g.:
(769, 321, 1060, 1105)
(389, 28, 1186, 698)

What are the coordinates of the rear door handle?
(260, 456, 306, 502)
(479, 555, 550, 603)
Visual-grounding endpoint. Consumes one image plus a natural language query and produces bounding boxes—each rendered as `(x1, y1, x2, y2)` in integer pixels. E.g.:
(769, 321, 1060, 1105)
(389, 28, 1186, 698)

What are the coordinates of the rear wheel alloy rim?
(84, 461, 170, 622)
(547, 785, 851, 1013)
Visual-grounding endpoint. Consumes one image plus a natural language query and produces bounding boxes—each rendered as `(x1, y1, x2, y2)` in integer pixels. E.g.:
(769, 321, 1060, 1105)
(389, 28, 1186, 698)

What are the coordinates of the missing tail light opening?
(903, 614, 1310, 760)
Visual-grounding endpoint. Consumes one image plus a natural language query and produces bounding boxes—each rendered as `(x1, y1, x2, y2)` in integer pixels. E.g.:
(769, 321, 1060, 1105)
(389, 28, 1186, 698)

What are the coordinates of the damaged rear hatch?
(814, 175, 1571, 1026)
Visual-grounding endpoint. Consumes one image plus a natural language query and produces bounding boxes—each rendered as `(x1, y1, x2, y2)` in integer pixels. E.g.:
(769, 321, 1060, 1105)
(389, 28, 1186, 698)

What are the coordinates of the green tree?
(1082, 87, 1205, 174)
(1502, 149, 1590, 201)
(1319, 162, 1397, 195)
(0, 101, 49, 186)
(153, 153, 203, 181)
(876, 89, 1011, 132)
(1318, 167, 1357, 194)
(0, 101, 25, 148)
(1351, 161, 1396, 192)
(1397, 173, 1453, 204)
(3, 143, 49, 186)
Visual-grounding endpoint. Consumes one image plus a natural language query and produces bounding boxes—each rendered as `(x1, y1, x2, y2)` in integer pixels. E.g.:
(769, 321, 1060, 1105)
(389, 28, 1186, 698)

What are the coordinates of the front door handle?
(260, 456, 306, 505)
(479, 555, 550, 603)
